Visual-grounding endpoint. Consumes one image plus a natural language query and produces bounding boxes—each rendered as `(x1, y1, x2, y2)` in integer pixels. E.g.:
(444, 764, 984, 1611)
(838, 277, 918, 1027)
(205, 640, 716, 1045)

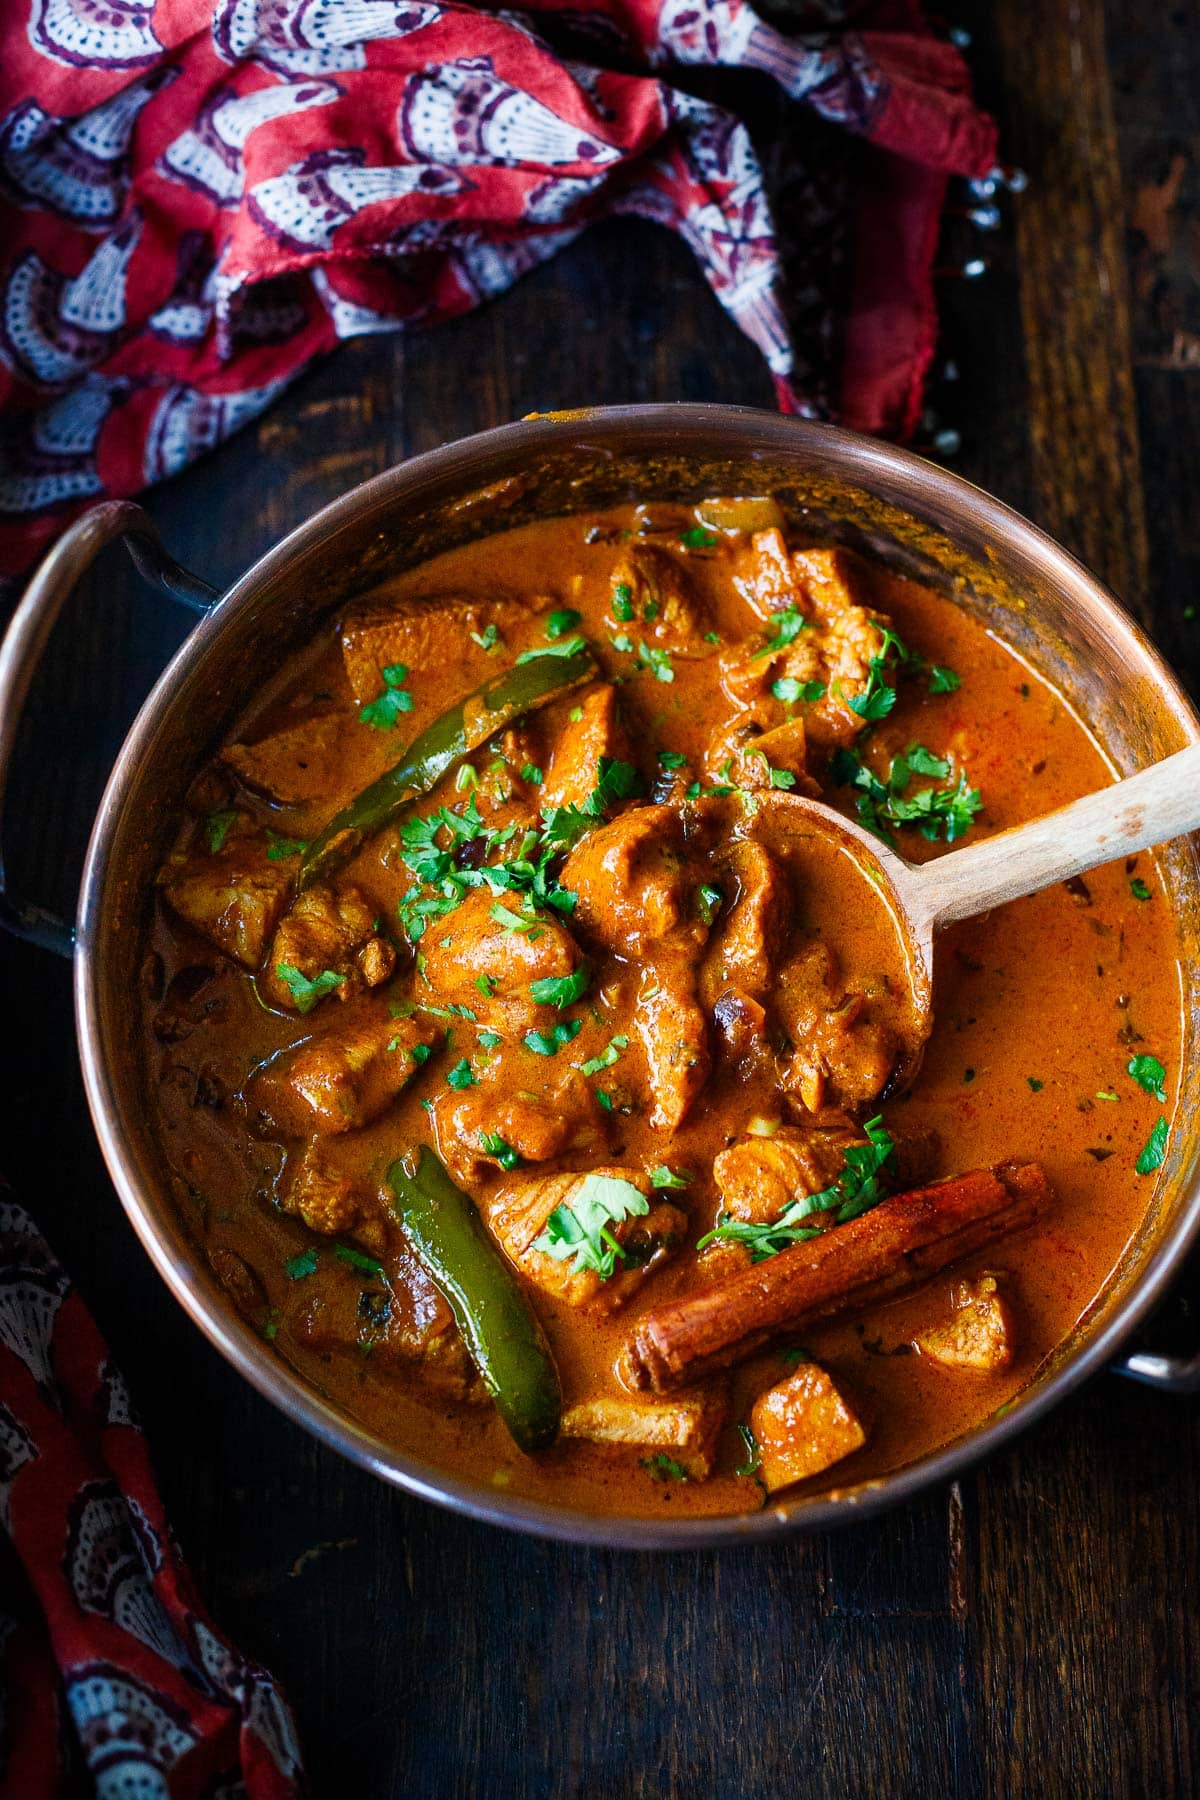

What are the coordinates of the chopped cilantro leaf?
(546, 608, 582, 639)
(580, 1035, 628, 1076)
(772, 677, 826, 705)
(470, 623, 500, 652)
(752, 606, 807, 658)
(1027, 1077, 1044, 1092)
(650, 1166, 691, 1190)
(480, 1132, 521, 1170)
(205, 810, 237, 854)
(680, 526, 718, 549)
(524, 1018, 583, 1057)
(1128, 1054, 1167, 1102)
(1130, 877, 1152, 901)
(516, 636, 587, 663)
(612, 584, 635, 622)
(595, 1088, 613, 1111)
(360, 662, 414, 730)
(266, 832, 309, 862)
(475, 974, 497, 998)
(529, 966, 590, 1008)
(275, 964, 346, 1014)
(610, 632, 635, 653)
(658, 750, 688, 770)
(830, 744, 982, 845)
(478, 1030, 502, 1049)
(698, 1116, 894, 1258)
(490, 901, 544, 937)
(533, 1171, 649, 1278)
(639, 642, 674, 683)
(734, 1424, 761, 1477)
(1136, 1116, 1169, 1175)
(704, 630, 721, 645)
(521, 763, 544, 785)
(696, 883, 722, 925)
(446, 1058, 477, 1089)
(285, 1247, 318, 1280)
(642, 1453, 688, 1481)
(333, 1244, 384, 1276)
(846, 623, 910, 721)
(410, 1042, 432, 1064)
(929, 665, 962, 694)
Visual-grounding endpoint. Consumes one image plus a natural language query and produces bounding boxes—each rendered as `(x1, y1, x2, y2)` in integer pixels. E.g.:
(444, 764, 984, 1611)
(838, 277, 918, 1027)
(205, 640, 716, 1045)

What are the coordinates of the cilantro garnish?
(698, 1117, 894, 1259)
(410, 1042, 432, 1064)
(611, 632, 635, 653)
(516, 636, 587, 663)
(275, 964, 346, 1014)
(529, 966, 590, 1008)
(641, 1453, 688, 1481)
(521, 763, 544, 785)
(359, 662, 414, 730)
(533, 1172, 649, 1278)
(333, 1244, 384, 1276)
(595, 1088, 614, 1111)
(830, 744, 982, 845)
(490, 901, 544, 938)
(524, 1018, 582, 1057)
(285, 1248, 318, 1280)
(205, 810, 237, 854)
(772, 677, 826, 705)
(470, 623, 500, 652)
(650, 1166, 691, 1190)
(929, 665, 961, 694)
(658, 750, 688, 771)
(446, 1058, 477, 1089)
(1027, 1077, 1044, 1093)
(752, 606, 807, 659)
(1136, 1116, 1169, 1175)
(475, 974, 496, 998)
(847, 623, 910, 721)
(546, 609, 582, 639)
(695, 883, 722, 925)
(1130, 877, 1152, 901)
(734, 1424, 761, 1477)
(580, 1034, 628, 1076)
(680, 526, 718, 549)
(266, 832, 309, 862)
(611, 583, 635, 623)
(1128, 1054, 1167, 1101)
(478, 1030, 502, 1049)
(638, 642, 674, 683)
(480, 1132, 521, 1170)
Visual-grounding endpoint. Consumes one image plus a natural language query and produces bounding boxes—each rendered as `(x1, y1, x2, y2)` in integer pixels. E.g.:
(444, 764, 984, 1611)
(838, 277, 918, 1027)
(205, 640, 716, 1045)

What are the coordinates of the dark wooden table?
(4, 3, 1199, 1793)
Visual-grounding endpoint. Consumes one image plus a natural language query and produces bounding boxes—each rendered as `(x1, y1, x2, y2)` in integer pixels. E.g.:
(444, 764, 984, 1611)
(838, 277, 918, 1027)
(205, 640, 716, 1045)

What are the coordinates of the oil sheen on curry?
(142, 498, 1182, 1518)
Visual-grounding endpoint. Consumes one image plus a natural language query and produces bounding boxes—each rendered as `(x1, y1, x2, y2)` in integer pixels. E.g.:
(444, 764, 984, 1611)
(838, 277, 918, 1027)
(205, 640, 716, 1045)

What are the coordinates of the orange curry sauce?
(141, 502, 1182, 1518)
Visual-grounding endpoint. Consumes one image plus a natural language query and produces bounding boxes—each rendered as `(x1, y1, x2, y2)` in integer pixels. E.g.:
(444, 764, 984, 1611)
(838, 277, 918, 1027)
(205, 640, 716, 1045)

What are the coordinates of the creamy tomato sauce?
(141, 501, 1182, 1519)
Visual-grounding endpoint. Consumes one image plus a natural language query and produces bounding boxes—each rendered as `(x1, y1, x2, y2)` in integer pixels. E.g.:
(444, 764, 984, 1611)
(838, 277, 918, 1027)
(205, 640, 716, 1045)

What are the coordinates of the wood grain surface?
(2, 2, 1199, 1794)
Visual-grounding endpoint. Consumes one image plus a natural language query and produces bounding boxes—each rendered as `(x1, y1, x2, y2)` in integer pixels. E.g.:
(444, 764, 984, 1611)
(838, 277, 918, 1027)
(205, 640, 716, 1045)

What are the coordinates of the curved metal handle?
(1111, 1349, 1200, 1394)
(0, 501, 218, 957)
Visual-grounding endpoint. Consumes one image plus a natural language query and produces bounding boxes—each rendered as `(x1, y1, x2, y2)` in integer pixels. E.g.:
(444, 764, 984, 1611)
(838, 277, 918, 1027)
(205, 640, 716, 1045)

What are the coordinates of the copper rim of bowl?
(73, 404, 1200, 1549)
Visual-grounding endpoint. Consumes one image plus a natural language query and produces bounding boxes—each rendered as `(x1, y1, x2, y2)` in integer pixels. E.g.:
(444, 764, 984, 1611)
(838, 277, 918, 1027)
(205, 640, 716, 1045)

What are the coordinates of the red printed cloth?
(0, 1185, 306, 1796)
(0, 0, 996, 585)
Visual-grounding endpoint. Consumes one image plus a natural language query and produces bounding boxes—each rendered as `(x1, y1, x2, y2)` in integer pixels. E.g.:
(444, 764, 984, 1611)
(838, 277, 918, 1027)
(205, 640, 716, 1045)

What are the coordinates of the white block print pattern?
(398, 57, 621, 168)
(246, 146, 466, 252)
(27, 0, 162, 69)
(65, 1663, 196, 1797)
(0, 69, 175, 227)
(0, 377, 120, 516)
(0, 1403, 37, 1531)
(214, 0, 442, 73)
(0, 210, 141, 386)
(142, 377, 290, 482)
(65, 1481, 194, 1672)
(160, 79, 341, 206)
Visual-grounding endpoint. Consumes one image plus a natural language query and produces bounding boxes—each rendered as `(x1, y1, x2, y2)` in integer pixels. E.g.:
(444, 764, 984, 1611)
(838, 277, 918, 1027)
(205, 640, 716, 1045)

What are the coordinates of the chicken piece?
(713, 1123, 870, 1225)
(433, 1065, 601, 1188)
(261, 884, 396, 1010)
(418, 887, 584, 1036)
(710, 988, 772, 1076)
(700, 842, 790, 1007)
(219, 713, 351, 810)
(561, 805, 690, 957)
(540, 685, 630, 810)
(749, 1363, 866, 1493)
(608, 545, 713, 656)
(280, 1142, 370, 1237)
(162, 857, 292, 971)
(246, 1014, 438, 1138)
(775, 941, 898, 1113)
(635, 969, 711, 1133)
(488, 1168, 686, 1308)
(341, 591, 534, 703)
(289, 1243, 478, 1398)
(731, 528, 796, 622)
(561, 1389, 728, 1479)
(702, 715, 818, 797)
(914, 1274, 1015, 1372)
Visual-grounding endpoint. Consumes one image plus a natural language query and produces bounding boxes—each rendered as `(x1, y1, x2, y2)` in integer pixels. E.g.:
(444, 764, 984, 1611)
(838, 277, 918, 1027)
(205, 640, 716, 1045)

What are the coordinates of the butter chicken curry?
(142, 497, 1181, 1518)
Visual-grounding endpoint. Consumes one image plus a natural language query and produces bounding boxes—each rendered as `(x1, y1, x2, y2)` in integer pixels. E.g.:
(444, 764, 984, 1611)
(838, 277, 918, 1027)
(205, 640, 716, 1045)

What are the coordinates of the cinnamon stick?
(619, 1161, 1053, 1393)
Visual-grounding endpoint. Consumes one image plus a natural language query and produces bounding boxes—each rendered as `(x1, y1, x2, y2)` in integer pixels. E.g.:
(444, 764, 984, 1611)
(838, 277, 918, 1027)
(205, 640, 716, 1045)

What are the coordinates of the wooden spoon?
(765, 741, 1200, 1091)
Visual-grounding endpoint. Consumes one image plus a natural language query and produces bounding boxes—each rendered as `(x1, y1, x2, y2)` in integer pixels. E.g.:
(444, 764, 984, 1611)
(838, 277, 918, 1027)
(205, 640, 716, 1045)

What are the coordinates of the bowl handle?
(0, 502, 219, 957)
(1110, 1349, 1200, 1393)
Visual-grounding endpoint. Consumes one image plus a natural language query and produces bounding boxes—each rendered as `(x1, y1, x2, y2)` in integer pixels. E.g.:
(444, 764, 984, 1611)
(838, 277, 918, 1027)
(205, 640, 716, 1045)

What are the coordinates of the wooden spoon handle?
(913, 741, 1200, 931)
